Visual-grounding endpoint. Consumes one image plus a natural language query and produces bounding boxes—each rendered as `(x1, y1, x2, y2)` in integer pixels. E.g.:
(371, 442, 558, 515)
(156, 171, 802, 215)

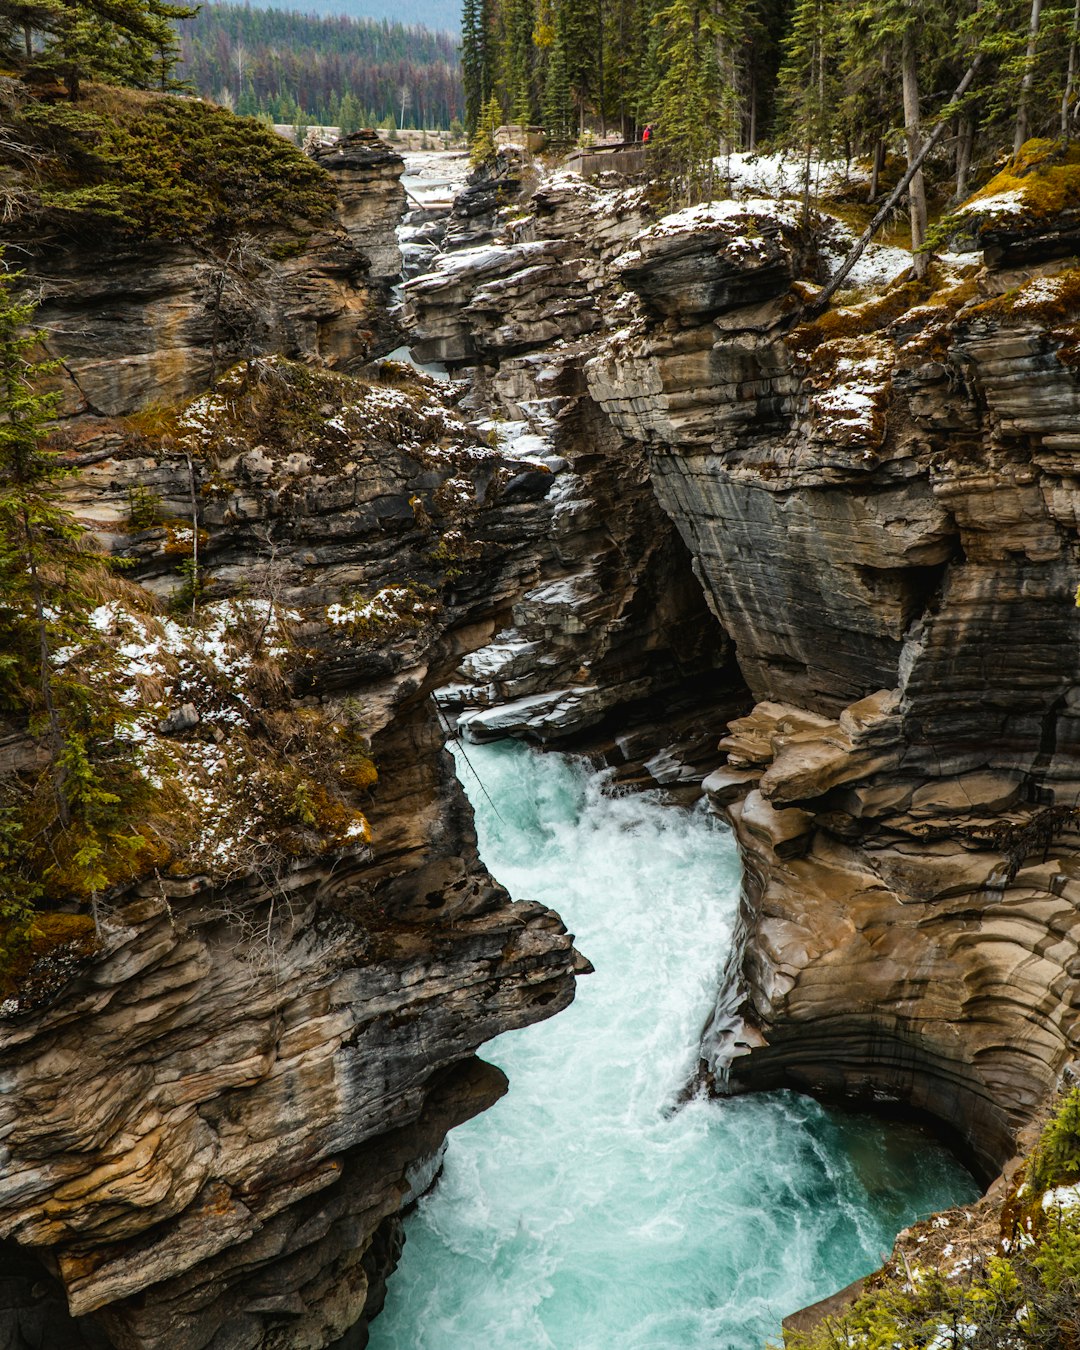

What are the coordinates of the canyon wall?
(0, 136, 596, 1350)
(0, 136, 739, 1350)
(9, 114, 1080, 1348)
(584, 196, 1080, 1183)
(409, 161, 1080, 1188)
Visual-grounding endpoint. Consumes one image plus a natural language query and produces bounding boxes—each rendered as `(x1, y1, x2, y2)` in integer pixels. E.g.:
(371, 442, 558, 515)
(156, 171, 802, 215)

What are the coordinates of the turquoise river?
(369, 739, 980, 1350)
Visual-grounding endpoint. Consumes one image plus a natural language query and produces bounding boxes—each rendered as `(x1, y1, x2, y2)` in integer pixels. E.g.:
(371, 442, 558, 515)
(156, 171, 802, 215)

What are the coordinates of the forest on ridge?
(464, 0, 1080, 217)
(176, 4, 464, 129)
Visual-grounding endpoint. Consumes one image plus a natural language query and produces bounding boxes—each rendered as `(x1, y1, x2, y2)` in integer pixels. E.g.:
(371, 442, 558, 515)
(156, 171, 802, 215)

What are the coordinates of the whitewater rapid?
(369, 740, 978, 1350)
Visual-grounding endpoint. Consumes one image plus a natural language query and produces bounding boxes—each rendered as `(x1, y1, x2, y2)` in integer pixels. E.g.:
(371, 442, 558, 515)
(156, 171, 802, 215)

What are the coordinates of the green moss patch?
(947, 139, 1080, 239)
(787, 278, 928, 361)
(784, 1086, 1080, 1350)
(0, 912, 101, 1009)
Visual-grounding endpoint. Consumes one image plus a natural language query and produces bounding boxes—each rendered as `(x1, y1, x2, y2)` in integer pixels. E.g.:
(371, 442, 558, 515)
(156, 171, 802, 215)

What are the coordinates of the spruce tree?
(542, 31, 575, 142)
(0, 261, 149, 915)
(470, 89, 504, 161)
(839, 0, 951, 270)
(650, 0, 743, 201)
(28, 0, 197, 99)
(777, 0, 844, 203)
(462, 0, 487, 133)
(504, 0, 538, 123)
(559, 0, 602, 133)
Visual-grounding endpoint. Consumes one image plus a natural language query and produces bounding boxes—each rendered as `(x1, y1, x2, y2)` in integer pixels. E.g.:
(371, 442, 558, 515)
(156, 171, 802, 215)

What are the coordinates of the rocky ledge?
(25, 126, 406, 420)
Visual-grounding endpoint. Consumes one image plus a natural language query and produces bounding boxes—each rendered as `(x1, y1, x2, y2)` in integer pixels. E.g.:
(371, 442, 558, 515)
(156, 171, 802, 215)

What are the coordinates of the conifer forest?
(462, 0, 1080, 217)
(176, 5, 464, 131)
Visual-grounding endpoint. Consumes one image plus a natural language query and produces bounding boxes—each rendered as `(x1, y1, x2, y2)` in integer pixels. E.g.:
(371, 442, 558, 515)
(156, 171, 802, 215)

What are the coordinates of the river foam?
(369, 740, 979, 1350)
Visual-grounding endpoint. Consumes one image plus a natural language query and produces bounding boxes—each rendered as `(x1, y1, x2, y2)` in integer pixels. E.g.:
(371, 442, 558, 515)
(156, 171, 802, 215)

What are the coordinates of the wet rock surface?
(10, 127, 1080, 1347)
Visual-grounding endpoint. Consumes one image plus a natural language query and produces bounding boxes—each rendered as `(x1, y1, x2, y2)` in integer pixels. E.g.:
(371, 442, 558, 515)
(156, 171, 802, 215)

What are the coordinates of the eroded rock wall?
(583, 200, 1080, 1177)
(0, 143, 599, 1347)
(26, 131, 405, 420)
(404, 178, 747, 776)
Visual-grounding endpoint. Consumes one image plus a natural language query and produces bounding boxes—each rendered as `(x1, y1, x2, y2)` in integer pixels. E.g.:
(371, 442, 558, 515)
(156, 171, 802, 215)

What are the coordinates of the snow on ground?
(955, 187, 1027, 219)
(637, 196, 803, 241)
(717, 151, 869, 201)
(401, 150, 471, 208)
(1042, 1183, 1080, 1212)
(819, 219, 913, 291)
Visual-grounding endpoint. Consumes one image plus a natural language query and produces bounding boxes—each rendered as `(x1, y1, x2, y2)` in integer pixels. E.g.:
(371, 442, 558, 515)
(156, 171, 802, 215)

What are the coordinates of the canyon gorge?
(3, 103, 1080, 1349)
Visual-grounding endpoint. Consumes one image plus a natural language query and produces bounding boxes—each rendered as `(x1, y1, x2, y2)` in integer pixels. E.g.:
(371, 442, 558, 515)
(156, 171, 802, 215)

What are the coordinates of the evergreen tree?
(839, 0, 952, 269)
(502, 0, 538, 122)
(650, 0, 743, 200)
(29, 0, 197, 99)
(777, 0, 843, 161)
(559, 0, 602, 133)
(542, 30, 575, 142)
(462, 0, 490, 132)
(0, 261, 150, 915)
(471, 88, 504, 161)
(338, 90, 363, 134)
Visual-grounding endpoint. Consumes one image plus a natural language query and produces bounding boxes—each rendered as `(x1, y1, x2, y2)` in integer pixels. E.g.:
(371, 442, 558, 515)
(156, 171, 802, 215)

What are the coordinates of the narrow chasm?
(367, 740, 979, 1350)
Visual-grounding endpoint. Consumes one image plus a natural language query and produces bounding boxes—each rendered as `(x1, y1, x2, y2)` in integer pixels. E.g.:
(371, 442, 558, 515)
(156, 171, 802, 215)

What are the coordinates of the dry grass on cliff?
(175, 357, 482, 476)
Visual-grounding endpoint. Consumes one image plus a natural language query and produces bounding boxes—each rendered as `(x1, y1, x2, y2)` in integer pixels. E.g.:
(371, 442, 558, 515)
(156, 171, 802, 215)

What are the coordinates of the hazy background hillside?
(244, 0, 460, 34)
(178, 2, 464, 129)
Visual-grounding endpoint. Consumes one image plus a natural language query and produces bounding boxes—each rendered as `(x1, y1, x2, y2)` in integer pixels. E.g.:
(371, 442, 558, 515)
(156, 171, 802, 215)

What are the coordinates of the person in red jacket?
(642, 124, 652, 143)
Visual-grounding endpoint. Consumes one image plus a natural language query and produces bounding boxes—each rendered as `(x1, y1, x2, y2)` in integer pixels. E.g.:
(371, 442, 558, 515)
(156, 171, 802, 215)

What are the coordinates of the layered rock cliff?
(0, 124, 592, 1349)
(582, 185, 1080, 1184)
(25, 127, 406, 420)
(405, 175, 747, 778)
(9, 101, 1080, 1347)
(405, 150, 1080, 1193)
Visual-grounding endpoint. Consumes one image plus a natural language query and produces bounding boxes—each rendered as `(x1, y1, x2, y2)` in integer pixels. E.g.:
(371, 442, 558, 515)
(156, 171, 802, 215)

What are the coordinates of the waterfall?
(369, 739, 978, 1350)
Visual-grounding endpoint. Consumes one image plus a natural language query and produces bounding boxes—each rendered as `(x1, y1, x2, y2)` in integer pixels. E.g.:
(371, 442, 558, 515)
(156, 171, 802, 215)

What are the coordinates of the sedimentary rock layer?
(582, 197, 1080, 1176)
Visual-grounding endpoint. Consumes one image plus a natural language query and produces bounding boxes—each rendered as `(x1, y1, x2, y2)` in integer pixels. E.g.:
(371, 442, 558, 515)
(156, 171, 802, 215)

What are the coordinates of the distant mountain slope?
(178, 3, 463, 129)
(247, 0, 460, 33)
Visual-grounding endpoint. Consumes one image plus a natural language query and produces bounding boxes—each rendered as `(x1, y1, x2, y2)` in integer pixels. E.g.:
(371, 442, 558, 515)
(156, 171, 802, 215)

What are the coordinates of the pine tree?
(777, 0, 844, 199)
(338, 90, 363, 134)
(462, 0, 486, 133)
(503, 0, 538, 123)
(28, 0, 197, 99)
(650, 0, 743, 201)
(559, 0, 602, 133)
(471, 89, 504, 161)
(839, 0, 952, 271)
(0, 261, 150, 916)
(462, 0, 498, 134)
(542, 30, 575, 142)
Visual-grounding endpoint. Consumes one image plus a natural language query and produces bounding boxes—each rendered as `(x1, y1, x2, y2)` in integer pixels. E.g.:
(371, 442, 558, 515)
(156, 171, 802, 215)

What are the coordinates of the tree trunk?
(955, 109, 976, 201)
(812, 53, 984, 312)
(901, 21, 928, 277)
(596, 0, 605, 137)
(1063, 0, 1080, 137)
(23, 508, 68, 826)
(869, 136, 884, 201)
(1014, 0, 1043, 153)
(748, 63, 757, 151)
